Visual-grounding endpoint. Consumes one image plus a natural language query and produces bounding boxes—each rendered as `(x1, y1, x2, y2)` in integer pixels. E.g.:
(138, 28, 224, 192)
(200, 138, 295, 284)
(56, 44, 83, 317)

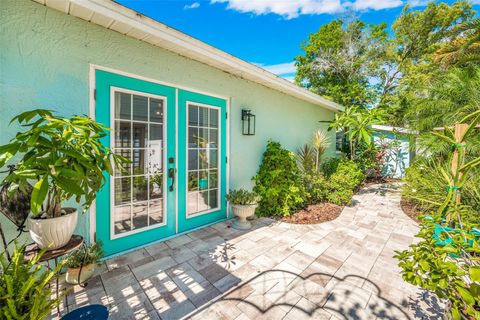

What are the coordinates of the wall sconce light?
(242, 109, 256, 136)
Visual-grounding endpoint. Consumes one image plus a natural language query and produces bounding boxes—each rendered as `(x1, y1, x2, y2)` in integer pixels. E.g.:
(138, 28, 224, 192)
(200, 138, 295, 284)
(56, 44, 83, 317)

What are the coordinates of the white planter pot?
(27, 208, 78, 250)
(65, 263, 95, 285)
(231, 204, 257, 230)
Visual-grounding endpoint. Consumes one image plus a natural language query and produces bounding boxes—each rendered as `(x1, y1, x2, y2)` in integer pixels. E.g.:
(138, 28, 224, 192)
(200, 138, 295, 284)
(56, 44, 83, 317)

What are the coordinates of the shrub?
(253, 141, 306, 216)
(403, 157, 480, 223)
(303, 172, 328, 204)
(321, 157, 341, 178)
(0, 245, 64, 319)
(334, 159, 365, 190)
(226, 189, 260, 205)
(325, 174, 355, 205)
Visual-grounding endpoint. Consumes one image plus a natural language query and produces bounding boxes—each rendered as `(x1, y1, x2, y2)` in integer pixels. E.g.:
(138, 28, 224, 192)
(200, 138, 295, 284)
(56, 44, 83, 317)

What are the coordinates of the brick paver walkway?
(59, 183, 443, 319)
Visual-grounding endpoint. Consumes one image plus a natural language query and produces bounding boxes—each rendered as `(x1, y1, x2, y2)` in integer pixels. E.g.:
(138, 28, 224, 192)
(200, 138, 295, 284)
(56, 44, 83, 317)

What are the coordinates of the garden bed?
(279, 203, 343, 224)
(400, 198, 423, 223)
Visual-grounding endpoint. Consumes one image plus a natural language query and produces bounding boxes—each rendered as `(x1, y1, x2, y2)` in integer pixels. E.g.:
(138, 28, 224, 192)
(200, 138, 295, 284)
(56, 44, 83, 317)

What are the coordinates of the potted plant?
(226, 189, 260, 230)
(64, 242, 104, 285)
(0, 244, 64, 319)
(0, 109, 127, 250)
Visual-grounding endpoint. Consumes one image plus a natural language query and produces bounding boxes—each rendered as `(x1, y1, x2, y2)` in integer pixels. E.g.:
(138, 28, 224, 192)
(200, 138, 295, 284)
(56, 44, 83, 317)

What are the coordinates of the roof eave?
(32, 0, 344, 112)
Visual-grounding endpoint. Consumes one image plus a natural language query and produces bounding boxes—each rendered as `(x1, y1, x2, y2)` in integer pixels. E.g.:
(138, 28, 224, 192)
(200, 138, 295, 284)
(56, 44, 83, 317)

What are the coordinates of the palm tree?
(434, 18, 480, 67)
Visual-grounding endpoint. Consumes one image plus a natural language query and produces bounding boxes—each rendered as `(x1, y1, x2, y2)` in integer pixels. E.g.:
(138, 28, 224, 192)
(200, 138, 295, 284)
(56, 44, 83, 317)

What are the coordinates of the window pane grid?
(113, 91, 165, 235)
(187, 104, 220, 216)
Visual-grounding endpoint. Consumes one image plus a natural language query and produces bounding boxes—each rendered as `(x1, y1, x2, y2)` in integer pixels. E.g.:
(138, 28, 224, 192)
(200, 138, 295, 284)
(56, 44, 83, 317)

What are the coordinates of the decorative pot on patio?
(65, 263, 95, 285)
(226, 189, 260, 230)
(231, 204, 258, 230)
(27, 208, 78, 249)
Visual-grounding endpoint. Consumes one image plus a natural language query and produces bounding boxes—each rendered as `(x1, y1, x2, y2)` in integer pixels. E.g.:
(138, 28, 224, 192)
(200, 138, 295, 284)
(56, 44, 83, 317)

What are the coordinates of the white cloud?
(260, 62, 296, 75)
(184, 2, 201, 10)
(210, 0, 427, 18)
(256, 62, 296, 81)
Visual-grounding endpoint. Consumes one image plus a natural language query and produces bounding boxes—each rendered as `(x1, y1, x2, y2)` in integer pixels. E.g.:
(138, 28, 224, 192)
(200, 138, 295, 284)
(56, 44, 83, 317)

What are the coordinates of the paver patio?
(57, 183, 443, 319)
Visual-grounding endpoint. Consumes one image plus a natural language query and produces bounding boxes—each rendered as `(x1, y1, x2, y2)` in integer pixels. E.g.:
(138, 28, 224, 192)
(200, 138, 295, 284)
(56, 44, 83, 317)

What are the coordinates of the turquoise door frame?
(95, 69, 227, 256)
(177, 89, 227, 233)
(95, 70, 176, 256)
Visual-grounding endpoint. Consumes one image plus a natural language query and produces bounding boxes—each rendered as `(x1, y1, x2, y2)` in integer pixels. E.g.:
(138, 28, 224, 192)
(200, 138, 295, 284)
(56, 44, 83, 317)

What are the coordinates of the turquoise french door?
(95, 70, 227, 256)
(96, 70, 176, 256)
(177, 89, 227, 233)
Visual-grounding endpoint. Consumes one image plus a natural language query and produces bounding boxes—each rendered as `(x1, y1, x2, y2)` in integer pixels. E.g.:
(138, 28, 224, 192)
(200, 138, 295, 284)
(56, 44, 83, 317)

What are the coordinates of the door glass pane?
(187, 104, 220, 215)
(115, 121, 131, 148)
(133, 122, 148, 148)
(149, 199, 163, 225)
(115, 92, 131, 120)
(114, 205, 131, 234)
(113, 90, 166, 236)
(132, 202, 148, 230)
(150, 98, 163, 123)
(132, 149, 147, 175)
(114, 149, 131, 176)
(133, 95, 148, 121)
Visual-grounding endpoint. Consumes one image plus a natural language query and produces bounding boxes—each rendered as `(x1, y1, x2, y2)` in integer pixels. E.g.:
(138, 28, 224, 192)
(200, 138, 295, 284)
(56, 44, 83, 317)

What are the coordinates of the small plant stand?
(24, 235, 86, 316)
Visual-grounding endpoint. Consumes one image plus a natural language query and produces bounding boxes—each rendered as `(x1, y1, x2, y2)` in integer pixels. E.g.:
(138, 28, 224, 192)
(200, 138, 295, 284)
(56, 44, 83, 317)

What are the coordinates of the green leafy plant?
(253, 141, 306, 217)
(396, 111, 480, 319)
(0, 109, 128, 218)
(64, 242, 104, 268)
(226, 189, 260, 205)
(329, 106, 384, 161)
(0, 244, 64, 319)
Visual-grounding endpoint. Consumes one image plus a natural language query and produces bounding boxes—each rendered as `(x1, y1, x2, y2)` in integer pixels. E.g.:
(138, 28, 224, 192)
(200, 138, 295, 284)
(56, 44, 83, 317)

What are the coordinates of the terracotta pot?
(27, 208, 78, 250)
(231, 204, 257, 230)
(65, 263, 95, 285)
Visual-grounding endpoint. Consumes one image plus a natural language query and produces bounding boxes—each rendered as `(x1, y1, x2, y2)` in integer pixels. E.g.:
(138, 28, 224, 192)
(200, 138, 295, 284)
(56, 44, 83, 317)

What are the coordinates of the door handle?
(168, 168, 175, 192)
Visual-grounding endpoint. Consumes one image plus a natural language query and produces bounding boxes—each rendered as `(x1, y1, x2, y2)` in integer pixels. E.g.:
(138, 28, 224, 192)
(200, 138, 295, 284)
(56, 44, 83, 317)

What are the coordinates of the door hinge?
(93, 232, 97, 242)
(93, 89, 97, 101)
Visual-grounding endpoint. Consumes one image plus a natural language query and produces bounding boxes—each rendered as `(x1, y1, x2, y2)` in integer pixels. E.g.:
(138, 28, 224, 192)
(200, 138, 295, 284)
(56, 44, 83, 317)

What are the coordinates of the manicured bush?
(320, 157, 341, 178)
(253, 141, 306, 216)
(334, 159, 365, 190)
(226, 189, 260, 205)
(303, 172, 328, 204)
(325, 174, 355, 205)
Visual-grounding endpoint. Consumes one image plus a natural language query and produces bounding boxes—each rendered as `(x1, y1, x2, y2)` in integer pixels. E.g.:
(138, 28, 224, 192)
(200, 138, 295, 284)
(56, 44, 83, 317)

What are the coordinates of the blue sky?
(117, 0, 479, 81)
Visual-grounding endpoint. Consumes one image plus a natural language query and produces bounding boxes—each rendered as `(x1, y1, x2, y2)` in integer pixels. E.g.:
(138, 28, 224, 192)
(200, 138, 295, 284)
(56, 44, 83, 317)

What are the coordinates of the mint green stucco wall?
(0, 0, 336, 246)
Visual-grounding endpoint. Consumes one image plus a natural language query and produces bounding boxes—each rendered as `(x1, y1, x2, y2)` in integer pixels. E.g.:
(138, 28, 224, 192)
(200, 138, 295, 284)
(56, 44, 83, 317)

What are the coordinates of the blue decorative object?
(61, 305, 108, 320)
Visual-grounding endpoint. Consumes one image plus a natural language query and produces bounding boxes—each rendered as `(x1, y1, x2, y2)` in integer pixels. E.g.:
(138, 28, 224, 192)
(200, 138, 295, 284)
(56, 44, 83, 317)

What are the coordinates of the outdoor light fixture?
(242, 109, 256, 135)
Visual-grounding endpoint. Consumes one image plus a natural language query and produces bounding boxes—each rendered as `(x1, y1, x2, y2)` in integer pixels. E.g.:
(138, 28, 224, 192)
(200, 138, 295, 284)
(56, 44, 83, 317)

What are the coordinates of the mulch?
(279, 203, 343, 225)
(400, 197, 423, 223)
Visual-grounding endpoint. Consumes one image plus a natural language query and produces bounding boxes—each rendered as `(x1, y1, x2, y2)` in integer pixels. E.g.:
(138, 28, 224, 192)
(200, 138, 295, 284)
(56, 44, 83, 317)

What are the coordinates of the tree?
(294, 19, 388, 108)
(382, 1, 475, 124)
(434, 18, 480, 67)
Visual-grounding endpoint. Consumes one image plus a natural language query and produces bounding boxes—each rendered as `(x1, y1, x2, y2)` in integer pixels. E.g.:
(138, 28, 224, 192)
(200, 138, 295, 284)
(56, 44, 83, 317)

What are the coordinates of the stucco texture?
(0, 0, 336, 245)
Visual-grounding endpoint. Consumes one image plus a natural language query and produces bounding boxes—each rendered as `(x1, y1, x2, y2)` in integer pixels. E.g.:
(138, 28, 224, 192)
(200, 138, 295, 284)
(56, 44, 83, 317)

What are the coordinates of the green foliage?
(320, 157, 341, 178)
(396, 111, 480, 319)
(324, 174, 354, 206)
(294, 19, 387, 107)
(0, 109, 129, 218)
(329, 106, 384, 160)
(332, 159, 365, 191)
(0, 244, 64, 320)
(64, 242, 104, 268)
(253, 141, 306, 217)
(226, 189, 260, 205)
(302, 172, 328, 205)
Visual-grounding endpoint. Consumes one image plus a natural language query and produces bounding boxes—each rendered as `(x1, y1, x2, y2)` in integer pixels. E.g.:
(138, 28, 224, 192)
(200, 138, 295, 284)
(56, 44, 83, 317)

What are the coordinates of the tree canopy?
(294, 1, 479, 130)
